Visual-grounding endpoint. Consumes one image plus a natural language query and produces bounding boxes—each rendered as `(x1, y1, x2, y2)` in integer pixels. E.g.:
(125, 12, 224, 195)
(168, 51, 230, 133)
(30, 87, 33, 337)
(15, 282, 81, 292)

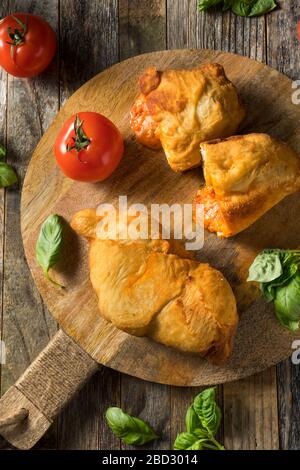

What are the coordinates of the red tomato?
(0, 13, 56, 77)
(54, 112, 124, 182)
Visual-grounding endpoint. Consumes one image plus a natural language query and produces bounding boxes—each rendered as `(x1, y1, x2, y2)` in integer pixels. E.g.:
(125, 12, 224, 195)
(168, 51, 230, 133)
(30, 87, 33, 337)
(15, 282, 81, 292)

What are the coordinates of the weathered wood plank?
(2, 0, 59, 391)
(57, 0, 120, 451)
(267, 0, 300, 80)
(59, 0, 119, 105)
(0, 0, 59, 450)
(224, 369, 279, 449)
(58, 369, 120, 450)
(119, 0, 166, 60)
(121, 375, 171, 450)
(277, 361, 300, 450)
(0, 0, 9, 385)
(167, 0, 266, 60)
(267, 0, 300, 450)
(0, 0, 10, 451)
(119, 0, 170, 451)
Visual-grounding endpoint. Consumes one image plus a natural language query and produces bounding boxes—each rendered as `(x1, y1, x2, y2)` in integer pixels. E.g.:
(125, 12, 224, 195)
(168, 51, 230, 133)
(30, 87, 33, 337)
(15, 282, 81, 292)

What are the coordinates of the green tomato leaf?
(0, 144, 7, 160)
(105, 407, 158, 446)
(198, 0, 224, 11)
(0, 161, 17, 187)
(193, 387, 221, 437)
(173, 432, 200, 450)
(248, 251, 283, 283)
(35, 214, 64, 288)
(274, 272, 300, 331)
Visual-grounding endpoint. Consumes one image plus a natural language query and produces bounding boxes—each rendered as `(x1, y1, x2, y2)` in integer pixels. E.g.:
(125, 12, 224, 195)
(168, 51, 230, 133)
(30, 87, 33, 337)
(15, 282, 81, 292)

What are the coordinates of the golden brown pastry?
(195, 133, 300, 238)
(130, 64, 245, 172)
(71, 209, 238, 364)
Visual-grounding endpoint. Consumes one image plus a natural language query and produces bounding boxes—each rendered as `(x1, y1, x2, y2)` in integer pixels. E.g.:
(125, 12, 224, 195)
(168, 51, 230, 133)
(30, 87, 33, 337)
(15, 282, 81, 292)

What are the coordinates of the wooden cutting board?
(20, 49, 300, 386)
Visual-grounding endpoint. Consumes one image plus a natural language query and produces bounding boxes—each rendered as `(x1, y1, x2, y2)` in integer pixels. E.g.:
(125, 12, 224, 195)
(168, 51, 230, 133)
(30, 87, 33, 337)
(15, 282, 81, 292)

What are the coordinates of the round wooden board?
(21, 50, 300, 386)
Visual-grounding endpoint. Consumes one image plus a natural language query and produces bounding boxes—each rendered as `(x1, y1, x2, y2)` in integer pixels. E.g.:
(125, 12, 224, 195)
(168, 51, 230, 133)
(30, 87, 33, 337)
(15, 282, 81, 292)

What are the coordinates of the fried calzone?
(71, 209, 238, 364)
(130, 63, 245, 172)
(195, 134, 300, 238)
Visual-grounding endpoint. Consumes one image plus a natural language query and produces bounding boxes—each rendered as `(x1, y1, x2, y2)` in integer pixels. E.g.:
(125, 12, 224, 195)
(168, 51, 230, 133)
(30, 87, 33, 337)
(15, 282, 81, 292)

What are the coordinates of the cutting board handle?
(0, 329, 98, 449)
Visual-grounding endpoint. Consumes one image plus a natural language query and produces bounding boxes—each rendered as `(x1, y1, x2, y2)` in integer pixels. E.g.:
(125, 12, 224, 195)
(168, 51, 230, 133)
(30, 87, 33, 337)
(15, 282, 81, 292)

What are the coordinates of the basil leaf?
(36, 214, 64, 288)
(268, 263, 298, 288)
(105, 407, 158, 446)
(193, 387, 221, 437)
(248, 251, 283, 283)
(174, 432, 200, 450)
(230, 0, 252, 16)
(0, 144, 6, 159)
(230, 0, 277, 16)
(188, 439, 207, 450)
(193, 427, 210, 438)
(173, 388, 225, 451)
(274, 272, 300, 331)
(185, 405, 202, 434)
(261, 282, 276, 302)
(0, 162, 18, 187)
(248, 0, 277, 16)
(223, 0, 233, 10)
(280, 251, 300, 271)
(250, 249, 300, 331)
(198, 0, 223, 11)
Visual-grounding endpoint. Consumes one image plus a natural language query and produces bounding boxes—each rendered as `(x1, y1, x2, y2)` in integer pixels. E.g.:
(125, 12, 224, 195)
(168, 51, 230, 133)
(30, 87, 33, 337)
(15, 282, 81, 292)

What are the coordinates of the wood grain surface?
(1, 0, 299, 450)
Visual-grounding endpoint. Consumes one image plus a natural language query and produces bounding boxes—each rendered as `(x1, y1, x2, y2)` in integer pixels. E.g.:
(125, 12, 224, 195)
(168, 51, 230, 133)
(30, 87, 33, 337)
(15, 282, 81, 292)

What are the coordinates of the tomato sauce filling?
(195, 187, 225, 235)
(130, 97, 161, 149)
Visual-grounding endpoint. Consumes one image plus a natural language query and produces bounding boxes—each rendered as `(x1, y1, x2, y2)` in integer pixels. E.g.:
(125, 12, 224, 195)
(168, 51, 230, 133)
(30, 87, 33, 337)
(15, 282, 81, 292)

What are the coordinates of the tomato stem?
(66, 115, 90, 161)
(6, 15, 28, 59)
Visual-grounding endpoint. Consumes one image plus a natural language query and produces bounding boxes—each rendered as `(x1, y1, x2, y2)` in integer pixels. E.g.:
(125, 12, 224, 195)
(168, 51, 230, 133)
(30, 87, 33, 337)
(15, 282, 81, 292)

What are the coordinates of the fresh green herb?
(274, 272, 300, 331)
(198, 0, 223, 11)
(0, 144, 7, 159)
(35, 214, 64, 288)
(185, 405, 202, 434)
(246, 0, 277, 16)
(173, 388, 225, 450)
(0, 162, 17, 187)
(248, 251, 282, 283)
(193, 387, 222, 437)
(105, 407, 158, 446)
(248, 249, 300, 331)
(174, 432, 202, 450)
(0, 144, 17, 187)
(198, 0, 277, 17)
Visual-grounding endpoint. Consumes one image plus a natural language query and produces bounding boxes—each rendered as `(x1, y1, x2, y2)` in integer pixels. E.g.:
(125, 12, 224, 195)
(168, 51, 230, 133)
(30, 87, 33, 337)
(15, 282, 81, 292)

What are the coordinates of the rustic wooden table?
(0, 0, 299, 451)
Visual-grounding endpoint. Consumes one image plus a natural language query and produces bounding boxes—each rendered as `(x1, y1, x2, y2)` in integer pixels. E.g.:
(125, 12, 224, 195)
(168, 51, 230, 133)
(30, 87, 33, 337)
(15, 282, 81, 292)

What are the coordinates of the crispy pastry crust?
(71, 209, 238, 364)
(195, 134, 300, 237)
(130, 63, 245, 172)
